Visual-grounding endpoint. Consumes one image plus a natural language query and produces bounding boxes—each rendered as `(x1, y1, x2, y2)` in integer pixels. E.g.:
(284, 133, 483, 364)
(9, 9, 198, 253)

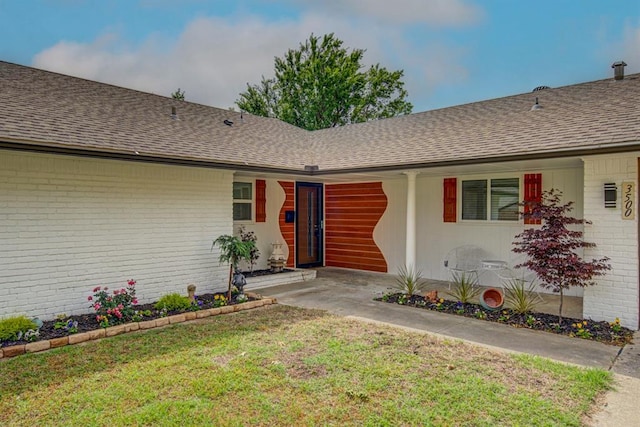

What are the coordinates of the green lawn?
(0, 305, 610, 426)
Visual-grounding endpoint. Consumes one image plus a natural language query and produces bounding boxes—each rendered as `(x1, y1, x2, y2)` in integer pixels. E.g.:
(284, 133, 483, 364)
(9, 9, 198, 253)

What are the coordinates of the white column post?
(404, 171, 419, 272)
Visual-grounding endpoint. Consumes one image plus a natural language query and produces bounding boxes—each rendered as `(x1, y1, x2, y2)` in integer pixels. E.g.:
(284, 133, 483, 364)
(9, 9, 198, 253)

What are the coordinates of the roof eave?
(3, 137, 639, 177)
(309, 140, 640, 175)
(0, 139, 312, 176)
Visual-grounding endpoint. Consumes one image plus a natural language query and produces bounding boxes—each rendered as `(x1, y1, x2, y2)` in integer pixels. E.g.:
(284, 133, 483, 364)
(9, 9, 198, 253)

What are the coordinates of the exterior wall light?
(604, 183, 617, 208)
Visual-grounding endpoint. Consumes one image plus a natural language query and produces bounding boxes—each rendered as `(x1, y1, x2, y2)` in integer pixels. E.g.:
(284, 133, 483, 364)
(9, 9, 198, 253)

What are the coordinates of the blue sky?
(1, 1, 638, 113)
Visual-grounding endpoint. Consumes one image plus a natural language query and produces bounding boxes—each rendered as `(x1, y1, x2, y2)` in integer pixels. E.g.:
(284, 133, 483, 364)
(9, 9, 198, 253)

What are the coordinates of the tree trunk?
(558, 288, 564, 326)
(227, 264, 233, 301)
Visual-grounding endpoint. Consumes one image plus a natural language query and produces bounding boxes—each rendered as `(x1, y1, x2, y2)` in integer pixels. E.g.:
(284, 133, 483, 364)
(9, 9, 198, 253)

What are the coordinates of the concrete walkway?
(259, 267, 640, 427)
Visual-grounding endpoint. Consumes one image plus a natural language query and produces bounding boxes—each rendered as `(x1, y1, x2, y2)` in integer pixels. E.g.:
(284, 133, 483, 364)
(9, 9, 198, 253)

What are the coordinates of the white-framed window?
(461, 177, 519, 221)
(233, 181, 253, 221)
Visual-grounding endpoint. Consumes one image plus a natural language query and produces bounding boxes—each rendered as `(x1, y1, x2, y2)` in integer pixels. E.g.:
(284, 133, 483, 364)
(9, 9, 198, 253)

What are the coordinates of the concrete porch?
(253, 266, 582, 320)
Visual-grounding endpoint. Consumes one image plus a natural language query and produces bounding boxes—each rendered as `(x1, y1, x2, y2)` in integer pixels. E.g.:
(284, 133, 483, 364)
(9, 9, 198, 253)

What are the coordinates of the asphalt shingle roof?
(0, 61, 311, 171)
(1, 61, 639, 174)
(310, 75, 640, 171)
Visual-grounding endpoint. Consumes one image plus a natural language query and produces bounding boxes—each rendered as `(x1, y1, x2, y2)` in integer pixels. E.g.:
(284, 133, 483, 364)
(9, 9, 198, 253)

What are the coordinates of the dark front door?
(296, 182, 323, 267)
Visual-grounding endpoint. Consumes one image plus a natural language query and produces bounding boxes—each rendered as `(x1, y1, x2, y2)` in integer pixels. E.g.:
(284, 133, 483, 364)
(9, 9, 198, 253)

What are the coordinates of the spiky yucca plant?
(503, 277, 543, 314)
(394, 265, 426, 296)
(447, 271, 481, 303)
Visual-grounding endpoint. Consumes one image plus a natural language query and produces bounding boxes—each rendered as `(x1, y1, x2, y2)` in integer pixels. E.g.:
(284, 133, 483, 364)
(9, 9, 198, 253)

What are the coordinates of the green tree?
(237, 33, 413, 131)
(171, 88, 185, 101)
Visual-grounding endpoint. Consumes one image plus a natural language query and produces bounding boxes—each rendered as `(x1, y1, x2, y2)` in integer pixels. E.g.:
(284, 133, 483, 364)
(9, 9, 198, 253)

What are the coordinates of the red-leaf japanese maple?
(513, 189, 611, 324)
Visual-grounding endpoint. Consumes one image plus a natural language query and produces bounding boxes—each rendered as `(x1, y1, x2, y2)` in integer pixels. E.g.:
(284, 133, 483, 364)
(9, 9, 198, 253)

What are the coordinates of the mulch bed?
(2, 269, 297, 349)
(1, 292, 256, 348)
(375, 293, 634, 347)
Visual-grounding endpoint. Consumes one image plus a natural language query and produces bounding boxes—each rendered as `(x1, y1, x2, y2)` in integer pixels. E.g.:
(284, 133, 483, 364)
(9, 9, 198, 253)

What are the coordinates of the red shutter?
(524, 173, 542, 225)
(443, 178, 457, 222)
(255, 179, 266, 222)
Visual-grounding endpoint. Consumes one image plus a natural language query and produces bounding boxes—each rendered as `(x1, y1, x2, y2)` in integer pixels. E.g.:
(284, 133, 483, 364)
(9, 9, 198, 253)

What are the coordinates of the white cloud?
(620, 23, 640, 73)
(33, 15, 307, 109)
(32, 11, 472, 111)
(400, 42, 470, 103)
(595, 19, 640, 76)
(277, 0, 483, 26)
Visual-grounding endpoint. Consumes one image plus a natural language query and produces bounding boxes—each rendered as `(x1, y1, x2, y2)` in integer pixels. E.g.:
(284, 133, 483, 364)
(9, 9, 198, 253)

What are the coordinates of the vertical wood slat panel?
(278, 181, 295, 267)
(255, 179, 266, 223)
(325, 182, 388, 272)
(443, 178, 457, 222)
(524, 173, 542, 225)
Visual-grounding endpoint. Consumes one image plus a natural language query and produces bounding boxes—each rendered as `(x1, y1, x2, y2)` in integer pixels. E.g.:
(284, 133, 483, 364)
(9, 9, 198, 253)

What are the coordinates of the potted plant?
(212, 235, 256, 300)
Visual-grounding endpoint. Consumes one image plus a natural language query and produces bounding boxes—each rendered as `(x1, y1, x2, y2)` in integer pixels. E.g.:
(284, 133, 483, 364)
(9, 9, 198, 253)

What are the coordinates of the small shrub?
(526, 315, 536, 326)
(54, 314, 78, 334)
(610, 318, 622, 334)
(446, 271, 481, 303)
(21, 329, 40, 342)
(238, 226, 260, 272)
(212, 294, 228, 307)
(0, 316, 38, 342)
(498, 310, 511, 322)
(132, 310, 152, 322)
(154, 293, 193, 312)
(572, 321, 593, 339)
(394, 265, 426, 296)
(89, 279, 139, 328)
(503, 277, 543, 314)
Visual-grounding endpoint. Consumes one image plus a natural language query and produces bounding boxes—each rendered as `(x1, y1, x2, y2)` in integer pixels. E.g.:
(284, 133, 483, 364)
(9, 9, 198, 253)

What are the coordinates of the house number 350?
(622, 181, 635, 220)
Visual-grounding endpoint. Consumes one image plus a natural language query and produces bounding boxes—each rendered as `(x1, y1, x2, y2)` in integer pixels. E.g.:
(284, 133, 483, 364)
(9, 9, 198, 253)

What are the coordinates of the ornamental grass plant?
(446, 271, 481, 303)
(393, 265, 426, 296)
(503, 277, 544, 314)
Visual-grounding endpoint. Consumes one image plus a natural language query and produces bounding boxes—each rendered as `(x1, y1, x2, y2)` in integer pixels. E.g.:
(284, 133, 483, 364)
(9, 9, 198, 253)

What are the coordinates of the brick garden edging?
(0, 297, 277, 360)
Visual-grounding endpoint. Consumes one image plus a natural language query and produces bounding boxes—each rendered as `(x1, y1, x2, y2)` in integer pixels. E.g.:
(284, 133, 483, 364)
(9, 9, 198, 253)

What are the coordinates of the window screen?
(490, 178, 520, 221)
(233, 182, 252, 221)
(462, 180, 487, 220)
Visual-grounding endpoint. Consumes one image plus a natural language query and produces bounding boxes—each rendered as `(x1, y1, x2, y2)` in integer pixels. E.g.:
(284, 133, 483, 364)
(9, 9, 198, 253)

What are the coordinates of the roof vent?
(530, 97, 543, 111)
(532, 85, 550, 92)
(611, 61, 627, 80)
(304, 165, 319, 172)
(223, 119, 233, 126)
(170, 106, 178, 120)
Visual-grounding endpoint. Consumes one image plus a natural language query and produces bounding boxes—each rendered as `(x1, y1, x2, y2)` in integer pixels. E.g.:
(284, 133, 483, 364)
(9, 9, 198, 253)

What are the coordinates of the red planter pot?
(480, 288, 504, 311)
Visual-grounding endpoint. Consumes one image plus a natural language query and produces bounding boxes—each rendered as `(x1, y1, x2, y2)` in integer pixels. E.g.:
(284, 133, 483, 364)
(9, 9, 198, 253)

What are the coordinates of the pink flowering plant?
(88, 279, 139, 327)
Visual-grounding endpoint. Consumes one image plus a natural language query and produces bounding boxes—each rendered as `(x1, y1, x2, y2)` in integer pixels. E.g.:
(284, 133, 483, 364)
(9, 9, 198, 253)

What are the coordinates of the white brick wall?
(0, 150, 233, 321)
(582, 153, 639, 329)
